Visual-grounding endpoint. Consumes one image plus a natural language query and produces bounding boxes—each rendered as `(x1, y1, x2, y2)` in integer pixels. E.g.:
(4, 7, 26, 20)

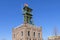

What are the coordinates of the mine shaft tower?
(23, 4, 33, 24)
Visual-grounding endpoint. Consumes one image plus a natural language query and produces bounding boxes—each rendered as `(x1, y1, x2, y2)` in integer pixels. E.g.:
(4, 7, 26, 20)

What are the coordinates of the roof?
(13, 23, 42, 30)
(48, 36, 60, 39)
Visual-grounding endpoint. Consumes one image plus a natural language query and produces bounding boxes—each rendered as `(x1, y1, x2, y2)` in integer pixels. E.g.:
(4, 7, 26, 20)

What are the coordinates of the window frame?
(33, 32, 35, 37)
(38, 33, 40, 38)
(21, 31, 23, 36)
(28, 31, 30, 36)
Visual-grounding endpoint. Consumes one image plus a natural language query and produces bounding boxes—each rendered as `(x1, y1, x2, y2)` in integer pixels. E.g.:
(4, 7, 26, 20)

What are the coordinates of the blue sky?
(0, 0, 60, 40)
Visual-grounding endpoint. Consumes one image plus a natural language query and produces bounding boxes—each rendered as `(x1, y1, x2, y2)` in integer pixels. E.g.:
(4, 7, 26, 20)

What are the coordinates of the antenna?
(53, 26, 58, 40)
(54, 26, 58, 36)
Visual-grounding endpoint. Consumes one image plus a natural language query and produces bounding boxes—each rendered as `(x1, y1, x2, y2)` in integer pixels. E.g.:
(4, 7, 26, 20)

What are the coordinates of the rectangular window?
(34, 32, 35, 37)
(21, 31, 23, 36)
(38, 33, 40, 38)
(28, 31, 30, 36)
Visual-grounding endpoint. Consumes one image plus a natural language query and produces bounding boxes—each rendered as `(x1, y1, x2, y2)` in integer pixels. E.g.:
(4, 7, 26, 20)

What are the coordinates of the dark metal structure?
(23, 4, 33, 24)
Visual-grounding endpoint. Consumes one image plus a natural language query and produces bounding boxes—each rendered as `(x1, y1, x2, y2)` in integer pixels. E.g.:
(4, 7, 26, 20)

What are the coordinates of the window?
(30, 39, 31, 40)
(14, 34, 15, 38)
(28, 31, 30, 36)
(21, 31, 23, 36)
(33, 39, 34, 40)
(38, 39, 39, 40)
(27, 38, 31, 40)
(33, 39, 36, 40)
(20, 39, 22, 40)
(38, 33, 40, 38)
(33, 32, 35, 37)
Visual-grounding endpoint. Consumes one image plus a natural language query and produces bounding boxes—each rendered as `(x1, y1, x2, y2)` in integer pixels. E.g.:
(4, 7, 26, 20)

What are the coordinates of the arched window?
(38, 33, 40, 38)
(33, 32, 35, 37)
(28, 31, 30, 36)
(21, 31, 23, 36)
(14, 34, 15, 38)
(20, 39, 22, 40)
